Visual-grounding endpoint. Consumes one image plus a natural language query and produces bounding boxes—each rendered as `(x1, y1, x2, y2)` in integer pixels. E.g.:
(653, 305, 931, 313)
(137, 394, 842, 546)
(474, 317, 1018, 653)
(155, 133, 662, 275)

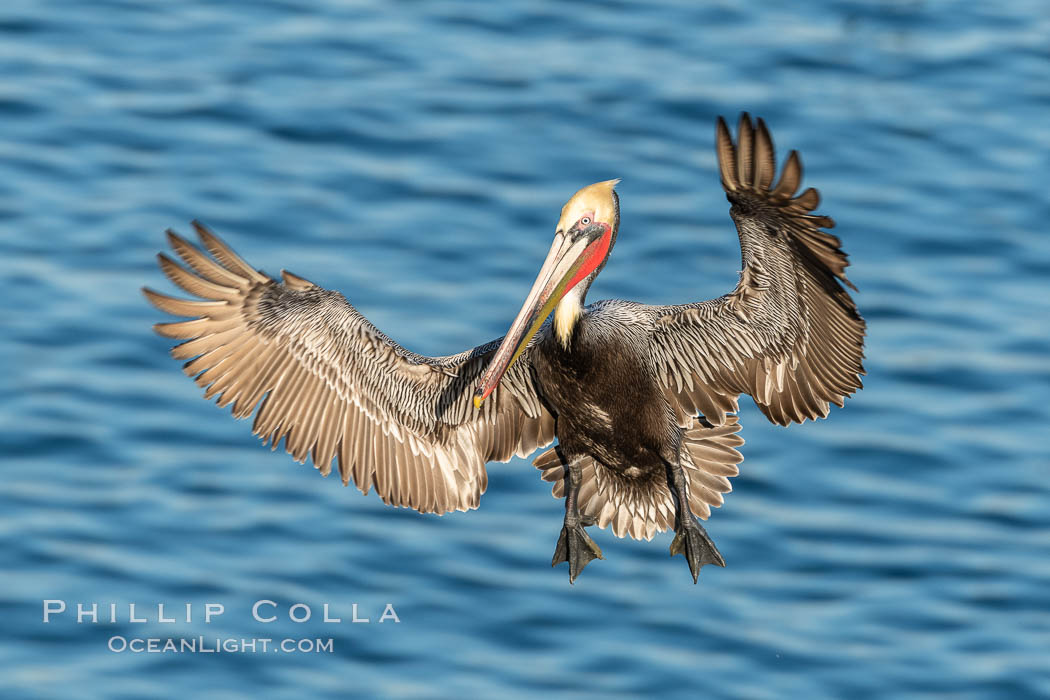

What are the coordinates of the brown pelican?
(145, 114, 865, 583)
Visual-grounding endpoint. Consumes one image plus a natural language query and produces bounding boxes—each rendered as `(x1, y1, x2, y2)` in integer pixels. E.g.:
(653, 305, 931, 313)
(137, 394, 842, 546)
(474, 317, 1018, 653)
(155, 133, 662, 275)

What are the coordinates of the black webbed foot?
(552, 521, 603, 583)
(670, 519, 725, 583)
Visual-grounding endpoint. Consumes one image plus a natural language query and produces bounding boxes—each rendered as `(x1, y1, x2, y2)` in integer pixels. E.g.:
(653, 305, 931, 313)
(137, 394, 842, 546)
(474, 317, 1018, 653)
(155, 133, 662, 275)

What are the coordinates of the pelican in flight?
(145, 114, 865, 583)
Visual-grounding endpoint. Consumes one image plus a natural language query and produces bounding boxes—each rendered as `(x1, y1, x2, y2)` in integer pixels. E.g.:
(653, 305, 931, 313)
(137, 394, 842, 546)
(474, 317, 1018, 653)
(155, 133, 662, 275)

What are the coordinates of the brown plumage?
(146, 224, 555, 514)
(146, 114, 865, 583)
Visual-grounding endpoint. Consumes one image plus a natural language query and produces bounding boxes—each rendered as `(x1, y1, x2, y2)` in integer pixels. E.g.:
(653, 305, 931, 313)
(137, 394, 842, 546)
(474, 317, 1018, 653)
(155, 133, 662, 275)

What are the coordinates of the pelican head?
(474, 179, 620, 408)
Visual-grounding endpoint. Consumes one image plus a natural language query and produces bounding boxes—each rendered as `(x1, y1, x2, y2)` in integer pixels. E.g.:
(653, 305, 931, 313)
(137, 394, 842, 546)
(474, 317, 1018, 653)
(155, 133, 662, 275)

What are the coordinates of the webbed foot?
(552, 522, 604, 583)
(670, 519, 725, 583)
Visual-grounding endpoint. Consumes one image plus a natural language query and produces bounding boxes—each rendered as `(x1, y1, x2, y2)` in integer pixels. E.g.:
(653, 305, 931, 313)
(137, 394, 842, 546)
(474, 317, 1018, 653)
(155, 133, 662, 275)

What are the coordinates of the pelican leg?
(666, 452, 725, 583)
(551, 456, 603, 583)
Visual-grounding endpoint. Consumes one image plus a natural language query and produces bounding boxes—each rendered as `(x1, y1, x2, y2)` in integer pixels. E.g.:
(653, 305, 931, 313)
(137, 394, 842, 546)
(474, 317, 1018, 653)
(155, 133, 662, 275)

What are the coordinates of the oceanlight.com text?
(107, 636, 335, 654)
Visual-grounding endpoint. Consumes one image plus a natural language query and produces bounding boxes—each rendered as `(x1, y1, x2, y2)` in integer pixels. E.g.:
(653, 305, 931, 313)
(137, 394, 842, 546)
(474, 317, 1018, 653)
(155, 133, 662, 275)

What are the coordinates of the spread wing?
(648, 113, 866, 427)
(144, 223, 555, 514)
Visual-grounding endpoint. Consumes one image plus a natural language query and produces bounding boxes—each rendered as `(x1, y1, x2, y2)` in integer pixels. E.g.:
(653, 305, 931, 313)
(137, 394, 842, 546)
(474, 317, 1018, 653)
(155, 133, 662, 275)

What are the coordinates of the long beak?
(473, 231, 599, 408)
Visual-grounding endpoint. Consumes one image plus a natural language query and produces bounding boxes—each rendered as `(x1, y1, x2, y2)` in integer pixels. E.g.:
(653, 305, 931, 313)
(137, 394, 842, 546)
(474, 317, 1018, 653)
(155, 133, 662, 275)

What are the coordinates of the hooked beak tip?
(473, 393, 484, 410)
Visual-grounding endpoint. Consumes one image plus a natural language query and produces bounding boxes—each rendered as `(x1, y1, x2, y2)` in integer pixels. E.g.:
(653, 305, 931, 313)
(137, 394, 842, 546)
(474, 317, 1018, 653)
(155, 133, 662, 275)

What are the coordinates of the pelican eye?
(580, 217, 591, 226)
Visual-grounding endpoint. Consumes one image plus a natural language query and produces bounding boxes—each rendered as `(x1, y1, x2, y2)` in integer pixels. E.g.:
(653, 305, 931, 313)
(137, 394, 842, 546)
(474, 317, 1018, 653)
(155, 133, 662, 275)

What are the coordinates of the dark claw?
(552, 522, 604, 583)
(669, 519, 725, 583)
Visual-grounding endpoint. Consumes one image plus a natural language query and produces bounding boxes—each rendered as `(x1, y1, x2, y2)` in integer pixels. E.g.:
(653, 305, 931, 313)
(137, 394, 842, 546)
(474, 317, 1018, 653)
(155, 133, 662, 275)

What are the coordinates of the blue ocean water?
(2, 0, 1048, 697)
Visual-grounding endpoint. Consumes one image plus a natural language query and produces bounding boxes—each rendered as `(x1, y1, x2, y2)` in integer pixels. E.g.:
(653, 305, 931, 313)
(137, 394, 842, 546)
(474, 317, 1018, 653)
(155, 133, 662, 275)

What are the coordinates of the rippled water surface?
(3, 1, 1049, 697)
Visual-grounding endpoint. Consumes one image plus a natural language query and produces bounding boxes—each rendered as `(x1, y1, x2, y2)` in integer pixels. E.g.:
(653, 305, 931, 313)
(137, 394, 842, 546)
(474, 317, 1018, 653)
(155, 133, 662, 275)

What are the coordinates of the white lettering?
(108, 635, 127, 652)
(253, 600, 277, 623)
(322, 603, 341, 623)
(351, 604, 369, 623)
(76, 603, 98, 623)
(289, 604, 311, 623)
(128, 604, 146, 623)
(43, 600, 66, 622)
(204, 603, 224, 623)
(379, 604, 400, 623)
(158, 604, 175, 623)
